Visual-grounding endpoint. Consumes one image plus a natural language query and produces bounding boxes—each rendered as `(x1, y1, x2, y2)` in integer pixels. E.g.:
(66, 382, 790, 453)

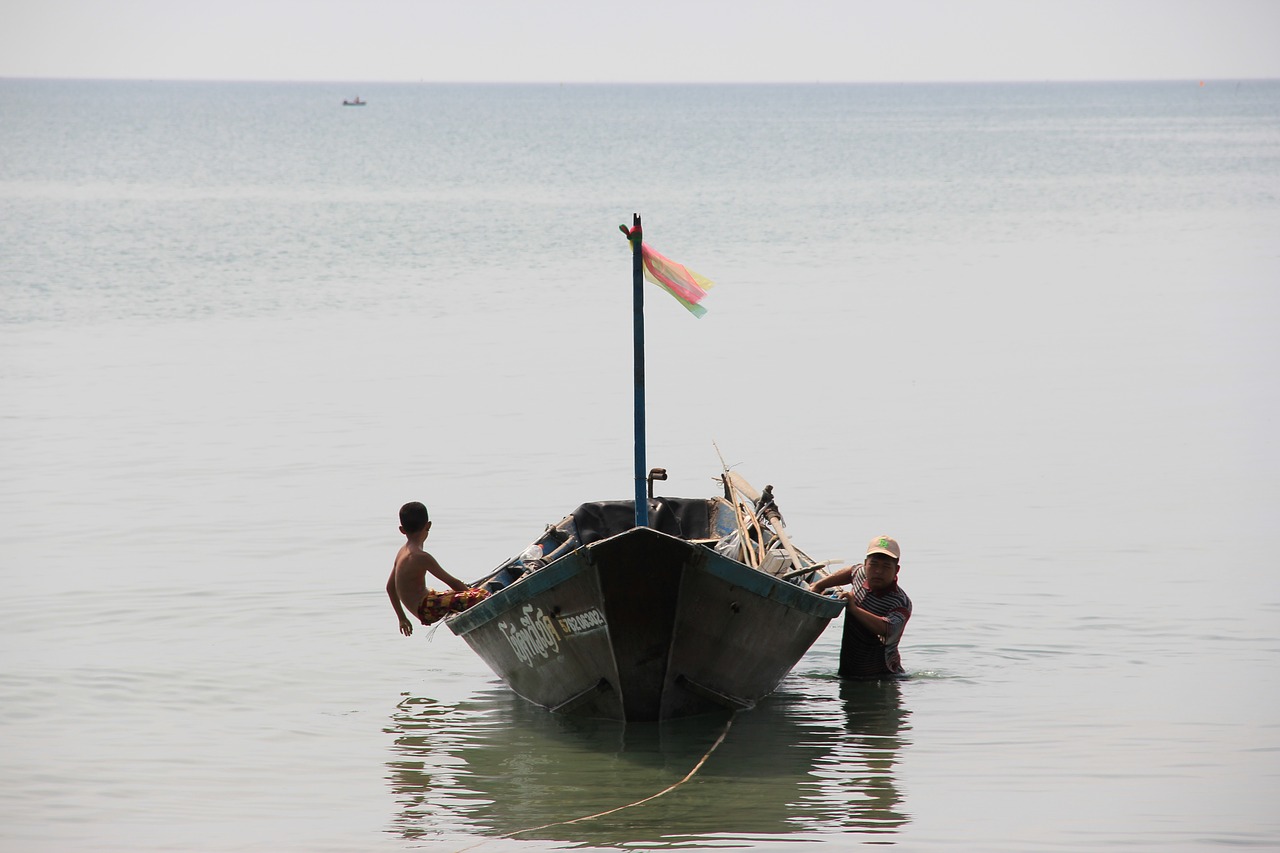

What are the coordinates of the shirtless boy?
(386, 501, 488, 636)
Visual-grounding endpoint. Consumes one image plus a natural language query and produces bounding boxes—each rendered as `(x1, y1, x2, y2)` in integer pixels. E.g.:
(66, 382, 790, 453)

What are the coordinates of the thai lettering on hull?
(498, 604, 560, 667)
(497, 605, 608, 668)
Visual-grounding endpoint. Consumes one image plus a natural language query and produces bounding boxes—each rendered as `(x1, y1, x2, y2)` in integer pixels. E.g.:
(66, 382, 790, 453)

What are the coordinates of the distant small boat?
(342, 97, 365, 106)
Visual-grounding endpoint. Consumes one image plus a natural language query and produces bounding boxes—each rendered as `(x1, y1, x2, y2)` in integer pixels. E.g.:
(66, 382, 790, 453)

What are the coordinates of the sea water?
(1, 79, 1278, 851)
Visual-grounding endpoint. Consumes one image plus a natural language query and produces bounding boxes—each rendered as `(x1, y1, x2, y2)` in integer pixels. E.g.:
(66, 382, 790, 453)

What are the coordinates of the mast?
(627, 213, 648, 528)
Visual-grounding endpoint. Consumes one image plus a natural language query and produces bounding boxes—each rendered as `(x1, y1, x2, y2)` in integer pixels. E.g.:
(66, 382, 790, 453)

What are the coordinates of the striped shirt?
(839, 563, 912, 678)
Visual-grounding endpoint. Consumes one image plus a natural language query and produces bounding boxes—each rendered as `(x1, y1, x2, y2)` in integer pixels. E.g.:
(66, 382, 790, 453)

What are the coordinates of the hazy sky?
(3, 0, 1278, 83)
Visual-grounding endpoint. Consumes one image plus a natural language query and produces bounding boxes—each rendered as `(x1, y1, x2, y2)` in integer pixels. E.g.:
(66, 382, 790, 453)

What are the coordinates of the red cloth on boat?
(417, 588, 489, 625)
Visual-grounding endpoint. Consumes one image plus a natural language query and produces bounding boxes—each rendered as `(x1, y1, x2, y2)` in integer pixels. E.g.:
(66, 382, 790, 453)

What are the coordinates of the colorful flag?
(640, 243, 715, 318)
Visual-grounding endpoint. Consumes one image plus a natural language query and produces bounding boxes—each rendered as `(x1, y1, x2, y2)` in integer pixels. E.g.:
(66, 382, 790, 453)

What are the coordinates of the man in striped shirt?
(810, 535, 912, 678)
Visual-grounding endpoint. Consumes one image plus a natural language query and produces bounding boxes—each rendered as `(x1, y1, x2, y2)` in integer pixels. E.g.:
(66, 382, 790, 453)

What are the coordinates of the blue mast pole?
(628, 213, 648, 528)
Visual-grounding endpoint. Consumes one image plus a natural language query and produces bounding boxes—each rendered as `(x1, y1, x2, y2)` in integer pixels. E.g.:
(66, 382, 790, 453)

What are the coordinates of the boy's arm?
(423, 553, 469, 592)
(387, 569, 414, 636)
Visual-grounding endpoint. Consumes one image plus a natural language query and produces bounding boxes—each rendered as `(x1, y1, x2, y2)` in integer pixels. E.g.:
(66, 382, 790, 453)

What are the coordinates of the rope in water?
(455, 712, 735, 851)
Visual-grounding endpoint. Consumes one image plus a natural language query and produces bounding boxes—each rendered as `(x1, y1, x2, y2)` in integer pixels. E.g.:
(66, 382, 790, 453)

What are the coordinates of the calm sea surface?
(2, 79, 1278, 851)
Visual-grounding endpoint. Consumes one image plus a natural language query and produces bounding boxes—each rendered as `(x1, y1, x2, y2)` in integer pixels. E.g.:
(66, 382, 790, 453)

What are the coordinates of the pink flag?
(640, 243, 715, 318)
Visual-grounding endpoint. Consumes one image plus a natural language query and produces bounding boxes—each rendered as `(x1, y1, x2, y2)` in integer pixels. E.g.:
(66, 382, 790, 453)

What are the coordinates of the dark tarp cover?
(571, 498, 711, 545)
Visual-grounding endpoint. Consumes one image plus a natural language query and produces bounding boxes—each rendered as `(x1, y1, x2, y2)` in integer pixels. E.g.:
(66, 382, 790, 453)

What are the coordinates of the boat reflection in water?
(385, 673, 910, 846)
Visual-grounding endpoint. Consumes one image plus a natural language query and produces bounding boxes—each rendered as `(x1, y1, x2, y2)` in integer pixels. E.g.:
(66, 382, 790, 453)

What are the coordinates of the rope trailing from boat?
(455, 712, 735, 851)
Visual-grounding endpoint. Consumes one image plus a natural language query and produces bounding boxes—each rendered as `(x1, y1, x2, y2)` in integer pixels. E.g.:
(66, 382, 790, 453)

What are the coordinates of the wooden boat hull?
(447, 526, 843, 721)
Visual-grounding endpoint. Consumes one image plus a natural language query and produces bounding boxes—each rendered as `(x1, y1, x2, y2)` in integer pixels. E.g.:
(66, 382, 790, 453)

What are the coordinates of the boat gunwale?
(446, 524, 843, 636)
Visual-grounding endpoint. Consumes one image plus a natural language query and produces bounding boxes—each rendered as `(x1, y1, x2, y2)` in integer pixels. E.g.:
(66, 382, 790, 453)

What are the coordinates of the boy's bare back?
(392, 542, 465, 606)
(391, 544, 431, 615)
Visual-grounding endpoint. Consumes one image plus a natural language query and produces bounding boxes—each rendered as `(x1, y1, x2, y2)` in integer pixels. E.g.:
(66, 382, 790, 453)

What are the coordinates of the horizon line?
(4, 75, 1276, 86)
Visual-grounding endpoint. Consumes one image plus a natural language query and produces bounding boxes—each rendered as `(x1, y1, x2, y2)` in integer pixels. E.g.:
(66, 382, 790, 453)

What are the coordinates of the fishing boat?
(342, 96, 365, 106)
(445, 215, 843, 721)
(449, 472, 843, 721)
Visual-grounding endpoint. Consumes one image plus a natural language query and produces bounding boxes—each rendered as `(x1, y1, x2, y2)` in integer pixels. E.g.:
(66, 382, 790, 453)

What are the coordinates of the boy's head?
(399, 501, 430, 533)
